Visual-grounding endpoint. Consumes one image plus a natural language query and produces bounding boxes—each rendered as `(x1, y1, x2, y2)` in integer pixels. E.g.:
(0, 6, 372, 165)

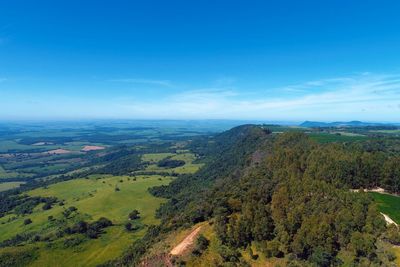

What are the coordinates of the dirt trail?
(170, 226, 202, 256)
(381, 212, 398, 227)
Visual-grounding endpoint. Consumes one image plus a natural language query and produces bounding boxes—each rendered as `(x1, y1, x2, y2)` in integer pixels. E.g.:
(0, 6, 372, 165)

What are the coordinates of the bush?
(23, 218, 32, 225)
(125, 222, 132, 231)
(0, 248, 38, 267)
(192, 235, 209, 256)
(264, 240, 283, 258)
(129, 210, 140, 220)
(42, 203, 52, 210)
(157, 159, 185, 168)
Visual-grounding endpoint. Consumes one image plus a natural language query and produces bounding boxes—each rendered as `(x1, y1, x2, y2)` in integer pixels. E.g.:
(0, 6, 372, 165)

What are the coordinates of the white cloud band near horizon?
(113, 73, 400, 122)
(1, 72, 400, 122)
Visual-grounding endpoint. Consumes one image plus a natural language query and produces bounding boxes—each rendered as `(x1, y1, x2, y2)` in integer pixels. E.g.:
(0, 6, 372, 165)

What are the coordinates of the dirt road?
(170, 226, 202, 256)
(381, 212, 398, 227)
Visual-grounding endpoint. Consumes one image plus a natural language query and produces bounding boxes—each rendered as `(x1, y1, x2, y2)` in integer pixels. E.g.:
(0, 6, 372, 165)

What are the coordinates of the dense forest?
(110, 125, 400, 266)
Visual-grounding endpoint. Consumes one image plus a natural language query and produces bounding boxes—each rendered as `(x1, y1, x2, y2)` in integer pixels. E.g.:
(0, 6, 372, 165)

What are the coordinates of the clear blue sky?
(1, 0, 400, 121)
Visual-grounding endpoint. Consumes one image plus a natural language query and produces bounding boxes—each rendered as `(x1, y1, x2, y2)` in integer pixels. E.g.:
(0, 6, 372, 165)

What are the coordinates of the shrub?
(125, 222, 132, 231)
(42, 203, 52, 210)
(129, 210, 140, 220)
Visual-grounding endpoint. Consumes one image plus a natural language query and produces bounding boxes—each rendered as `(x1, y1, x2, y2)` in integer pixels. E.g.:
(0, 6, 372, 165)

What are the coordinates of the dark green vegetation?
(2, 121, 400, 266)
(107, 125, 400, 267)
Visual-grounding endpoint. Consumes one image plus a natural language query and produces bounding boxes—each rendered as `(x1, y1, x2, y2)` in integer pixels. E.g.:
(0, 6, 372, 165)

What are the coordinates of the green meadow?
(0, 175, 173, 266)
(0, 166, 19, 179)
(308, 132, 368, 143)
(370, 192, 400, 224)
(143, 152, 203, 174)
(0, 182, 25, 192)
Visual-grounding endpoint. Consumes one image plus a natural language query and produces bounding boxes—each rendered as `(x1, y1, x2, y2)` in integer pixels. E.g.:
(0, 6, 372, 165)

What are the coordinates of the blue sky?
(1, 1, 400, 121)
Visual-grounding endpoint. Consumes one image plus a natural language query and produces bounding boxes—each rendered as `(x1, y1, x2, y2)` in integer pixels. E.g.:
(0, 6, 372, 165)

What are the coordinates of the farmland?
(0, 120, 214, 266)
(2, 121, 400, 266)
(370, 192, 400, 224)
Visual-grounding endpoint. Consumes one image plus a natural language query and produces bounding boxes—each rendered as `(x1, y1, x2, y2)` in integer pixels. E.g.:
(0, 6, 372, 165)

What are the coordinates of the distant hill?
(299, 120, 397, 128)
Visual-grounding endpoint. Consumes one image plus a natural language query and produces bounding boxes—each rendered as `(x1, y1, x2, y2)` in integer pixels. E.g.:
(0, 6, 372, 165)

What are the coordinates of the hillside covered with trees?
(111, 125, 400, 266)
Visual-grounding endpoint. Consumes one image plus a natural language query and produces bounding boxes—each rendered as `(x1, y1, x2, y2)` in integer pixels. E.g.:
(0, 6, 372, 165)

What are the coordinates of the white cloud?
(114, 73, 400, 121)
(2, 73, 400, 122)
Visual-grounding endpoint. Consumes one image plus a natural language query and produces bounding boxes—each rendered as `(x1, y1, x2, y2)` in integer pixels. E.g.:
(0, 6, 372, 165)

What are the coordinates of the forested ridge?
(111, 125, 400, 266)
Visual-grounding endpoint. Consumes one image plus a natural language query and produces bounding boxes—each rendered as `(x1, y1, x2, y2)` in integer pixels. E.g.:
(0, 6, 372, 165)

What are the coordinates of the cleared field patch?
(0, 175, 173, 266)
(28, 175, 171, 225)
(370, 192, 400, 224)
(0, 165, 20, 179)
(331, 131, 366, 137)
(370, 129, 400, 134)
(308, 133, 368, 143)
(168, 153, 203, 174)
(142, 153, 175, 163)
(43, 148, 72, 155)
(0, 181, 25, 192)
(81, 145, 105, 152)
(144, 152, 203, 174)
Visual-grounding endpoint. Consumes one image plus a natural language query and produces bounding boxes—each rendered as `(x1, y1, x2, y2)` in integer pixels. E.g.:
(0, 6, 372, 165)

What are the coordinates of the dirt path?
(170, 226, 202, 256)
(381, 212, 398, 227)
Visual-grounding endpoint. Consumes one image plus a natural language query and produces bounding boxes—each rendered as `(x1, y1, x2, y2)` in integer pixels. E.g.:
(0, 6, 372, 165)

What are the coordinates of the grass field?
(370, 129, 400, 134)
(370, 192, 400, 224)
(143, 152, 203, 174)
(0, 181, 25, 192)
(142, 153, 175, 163)
(0, 166, 20, 179)
(308, 133, 368, 143)
(0, 174, 173, 266)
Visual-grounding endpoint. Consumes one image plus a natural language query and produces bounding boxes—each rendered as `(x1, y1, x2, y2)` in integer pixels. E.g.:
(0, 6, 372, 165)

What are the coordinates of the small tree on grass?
(125, 222, 132, 231)
(129, 210, 140, 220)
(42, 202, 52, 210)
(24, 218, 32, 225)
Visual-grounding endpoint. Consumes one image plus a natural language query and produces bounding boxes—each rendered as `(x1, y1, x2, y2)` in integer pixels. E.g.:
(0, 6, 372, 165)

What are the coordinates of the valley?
(1, 121, 400, 266)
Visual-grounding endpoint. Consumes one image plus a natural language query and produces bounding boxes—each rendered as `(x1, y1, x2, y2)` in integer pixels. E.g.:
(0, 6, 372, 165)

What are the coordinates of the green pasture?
(308, 133, 368, 143)
(143, 152, 203, 174)
(0, 174, 173, 266)
(0, 182, 25, 192)
(370, 192, 400, 224)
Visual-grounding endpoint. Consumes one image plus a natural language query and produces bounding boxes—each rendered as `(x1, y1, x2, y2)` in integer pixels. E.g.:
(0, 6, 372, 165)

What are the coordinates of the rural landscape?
(2, 1, 400, 266)
(1, 121, 400, 266)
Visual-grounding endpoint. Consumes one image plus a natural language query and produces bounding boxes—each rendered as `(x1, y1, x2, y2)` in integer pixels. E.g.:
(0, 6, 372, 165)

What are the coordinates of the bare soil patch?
(81, 145, 105, 152)
(170, 226, 202, 256)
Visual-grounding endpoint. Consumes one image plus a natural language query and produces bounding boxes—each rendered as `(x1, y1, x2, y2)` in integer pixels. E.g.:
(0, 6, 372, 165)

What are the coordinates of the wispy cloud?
(0, 78, 7, 83)
(3, 73, 400, 121)
(107, 78, 173, 87)
(114, 73, 400, 121)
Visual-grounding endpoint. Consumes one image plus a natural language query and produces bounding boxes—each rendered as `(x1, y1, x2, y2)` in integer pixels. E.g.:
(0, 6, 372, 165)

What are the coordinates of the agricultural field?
(0, 182, 25, 192)
(0, 166, 19, 180)
(3, 122, 400, 266)
(308, 132, 369, 143)
(370, 192, 400, 224)
(0, 121, 215, 266)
